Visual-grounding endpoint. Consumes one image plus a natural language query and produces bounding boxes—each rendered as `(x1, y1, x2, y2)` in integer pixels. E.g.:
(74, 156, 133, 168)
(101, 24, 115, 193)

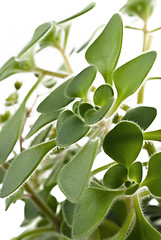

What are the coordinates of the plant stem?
(91, 162, 114, 176)
(34, 67, 69, 78)
(59, 47, 73, 73)
(24, 183, 61, 231)
(143, 141, 156, 156)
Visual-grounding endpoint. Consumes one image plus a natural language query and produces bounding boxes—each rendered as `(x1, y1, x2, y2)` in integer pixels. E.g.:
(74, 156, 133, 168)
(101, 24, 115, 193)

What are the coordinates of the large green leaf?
(58, 140, 98, 202)
(93, 84, 114, 106)
(126, 195, 161, 240)
(58, 2, 96, 24)
(72, 188, 120, 238)
(85, 14, 123, 84)
(30, 125, 52, 146)
(65, 66, 97, 99)
(1, 140, 56, 197)
(26, 111, 60, 138)
(143, 129, 161, 142)
(122, 106, 157, 130)
(103, 164, 127, 189)
(56, 110, 74, 132)
(0, 103, 26, 164)
(37, 79, 73, 113)
(56, 115, 90, 147)
(103, 121, 143, 169)
(141, 152, 161, 197)
(113, 51, 156, 110)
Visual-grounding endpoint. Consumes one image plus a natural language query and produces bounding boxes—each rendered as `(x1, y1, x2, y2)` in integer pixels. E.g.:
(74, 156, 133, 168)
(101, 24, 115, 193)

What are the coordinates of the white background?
(0, 0, 161, 239)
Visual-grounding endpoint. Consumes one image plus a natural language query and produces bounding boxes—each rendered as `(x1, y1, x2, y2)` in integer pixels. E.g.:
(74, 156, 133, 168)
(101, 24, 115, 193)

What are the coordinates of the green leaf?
(26, 111, 60, 138)
(1, 140, 56, 197)
(63, 24, 71, 50)
(56, 115, 90, 147)
(18, 22, 52, 57)
(72, 188, 120, 238)
(5, 92, 18, 106)
(79, 103, 94, 118)
(125, 183, 139, 195)
(30, 125, 52, 146)
(0, 103, 26, 164)
(5, 187, 23, 211)
(113, 51, 156, 109)
(103, 164, 127, 189)
(98, 219, 120, 239)
(63, 200, 75, 227)
(85, 14, 123, 84)
(37, 79, 73, 113)
(58, 139, 98, 202)
(85, 97, 114, 125)
(61, 222, 72, 239)
(0, 167, 5, 183)
(126, 195, 161, 240)
(129, 162, 142, 183)
(56, 110, 74, 133)
(43, 78, 56, 89)
(142, 152, 161, 197)
(65, 66, 97, 99)
(143, 129, 161, 142)
(93, 84, 114, 106)
(58, 2, 96, 24)
(122, 106, 157, 130)
(103, 121, 143, 169)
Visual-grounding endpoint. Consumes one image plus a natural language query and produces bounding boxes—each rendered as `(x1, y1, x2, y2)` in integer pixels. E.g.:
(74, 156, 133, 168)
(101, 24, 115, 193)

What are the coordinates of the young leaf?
(141, 152, 161, 197)
(103, 121, 143, 169)
(63, 200, 75, 227)
(18, 22, 52, 57)
(129, 162, 142, 183)
(93, 84, 114, 106)
(125, 184, 139, 195)
(113, 51, 156, 109)
(85, 14, 123, 84)
(143, 129, 161, 142)
(72, 188, 121, 238)
(79, 103, 94, 118)
(103, 164, 127, 189)
(56, 110, 74, 132)
(56, 115, 90, 147)
(122, 106, 157, 130)
(5, 187, 23, 211)
(65, 66, 97, 99)
(58, 2, 96, 24)
(37, 79, 73, 113)
(1, 140, 56, 198)
(0, 103, 26, 164)
(98, 219, 120, 239)
(26, 111, 60, 138)
(30, 125, 52, 146)
(58, 139, 99, 202)
(85, 97, 114, 125)
(126, 195, 161, 240)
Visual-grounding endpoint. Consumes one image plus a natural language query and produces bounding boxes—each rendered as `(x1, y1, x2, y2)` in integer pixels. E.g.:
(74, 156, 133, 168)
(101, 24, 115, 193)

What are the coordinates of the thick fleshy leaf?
(58, 2, 96, 24)
(103, 121, 143, 169)
(142, 152, 161, 197)
(56, 110, 73, 132)
(18, 22, 52, 57)
(113, 51, 156, 108)
(126, 195, 161, 240)
(37, 79, 73, 113)
(63, 200, 75, 227)
(85, 14, 123, 84)
(30, 125, 52, 146)
(103, 164, 127, 189)
(0, 103, 26, 164)
(93, 84, 114, 106)
(122, 106, 157, 130)
(79, 103, 94, 118)
(72, 188, 120, 238)
(85, 97, 114, 125)
(58, 140, 98, 202)
(65, 66, 97, 99)
(129, 162, 142, 183)
(125, 184, 139, 195)
(26, 111, 60, 138)
(1, 140, 56, 197)
(56, 115, 90, 147)
(143, 129, 161, 142)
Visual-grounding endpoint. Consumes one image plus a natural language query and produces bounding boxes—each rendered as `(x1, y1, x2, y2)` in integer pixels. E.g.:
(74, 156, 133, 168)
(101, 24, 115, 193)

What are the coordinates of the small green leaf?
(113, 51, 156, 108)
(72, 188, 120, 238)
(125, 184, 139, 195)
(56, 115, 90, 147)
(43, 78, 56, 89)
(122, 106, 157, 130)
(103, 121, 143, 169)
(1, 140, 56, 197)
(103, 164, 127, 189)
(37, 79, 73, 113)
(0, 103, 26, 164)
(93, 84, 114, 106)
(26, 111, 60, 138)
(30, 125, 52, 146)
(63, 200, 75, 227)
(129, 162, 142, 183)
(18, 22, 52, 57)
(5, 92, 18, 106)
(56, 110, 74, 133)
(85, 14, 123, 84)
(142, 152, 161, 197)
(98, 219, 120, 239)
(58, 2, 96, 24)
(85, 97, 114, 125)
(58, 140, 98, 202)
(143, 129, 161, 142)
(79, 103, 94, 118)
(65, 66, 97, 99)
(5, 187, 23, 211)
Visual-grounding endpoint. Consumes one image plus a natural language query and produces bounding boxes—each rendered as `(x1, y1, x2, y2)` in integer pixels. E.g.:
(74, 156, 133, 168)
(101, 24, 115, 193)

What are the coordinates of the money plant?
(1, 0, 161, 239)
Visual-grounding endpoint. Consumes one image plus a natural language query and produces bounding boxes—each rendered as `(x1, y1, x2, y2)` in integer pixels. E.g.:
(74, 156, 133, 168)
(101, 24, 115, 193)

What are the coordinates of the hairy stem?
(34, 67, 69, 78)
(59, 47, 73, 74)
